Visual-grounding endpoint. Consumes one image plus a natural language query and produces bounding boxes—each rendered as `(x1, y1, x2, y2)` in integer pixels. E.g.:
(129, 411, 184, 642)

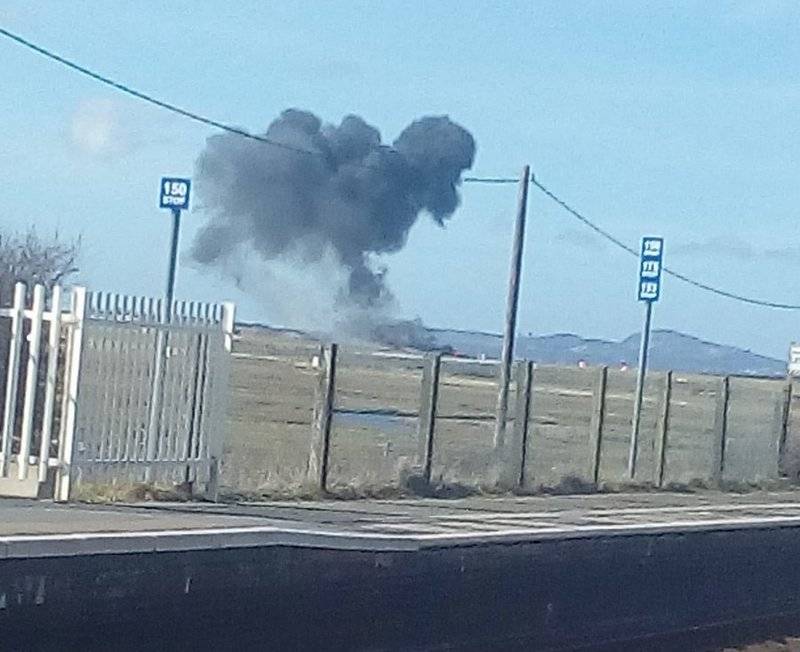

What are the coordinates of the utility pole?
(494, 165, 530, 449)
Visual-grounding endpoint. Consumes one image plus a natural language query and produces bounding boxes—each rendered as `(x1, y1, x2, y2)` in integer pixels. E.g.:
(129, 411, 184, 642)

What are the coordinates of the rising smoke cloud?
(191, 109, 475, 333)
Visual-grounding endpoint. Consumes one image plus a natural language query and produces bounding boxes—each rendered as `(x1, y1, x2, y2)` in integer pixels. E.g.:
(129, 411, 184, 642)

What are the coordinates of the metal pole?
(18, 283, 45, 480)
(494, 165, 530, 449)
(165, 207, 182, 319)
(146, 207, 181, 482)
(628, 300, 653, 479)
(0, 283, 25, 477)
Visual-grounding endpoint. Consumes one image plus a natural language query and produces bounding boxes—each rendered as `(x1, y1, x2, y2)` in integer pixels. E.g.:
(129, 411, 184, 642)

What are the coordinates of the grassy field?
(221, 326, 791, 496)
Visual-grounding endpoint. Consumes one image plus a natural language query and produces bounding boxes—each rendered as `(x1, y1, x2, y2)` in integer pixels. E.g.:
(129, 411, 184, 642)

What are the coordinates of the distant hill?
(430, 328, 786, 377)
(238, 319, 786, 377)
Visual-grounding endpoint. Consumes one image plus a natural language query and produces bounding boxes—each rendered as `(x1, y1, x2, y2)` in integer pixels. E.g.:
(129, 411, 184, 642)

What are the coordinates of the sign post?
(159, 177, 191, 318)
(627, 236, 664, 480)
(147, 178, 191, 483)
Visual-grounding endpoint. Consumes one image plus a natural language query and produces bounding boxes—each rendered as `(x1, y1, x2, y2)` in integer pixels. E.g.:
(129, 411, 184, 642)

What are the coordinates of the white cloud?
(672, 236, 800, 265)
(69, 98, 128, 157)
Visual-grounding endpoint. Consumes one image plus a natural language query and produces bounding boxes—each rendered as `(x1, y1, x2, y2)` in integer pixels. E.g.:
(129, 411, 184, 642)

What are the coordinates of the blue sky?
(2, 1, 800, 358)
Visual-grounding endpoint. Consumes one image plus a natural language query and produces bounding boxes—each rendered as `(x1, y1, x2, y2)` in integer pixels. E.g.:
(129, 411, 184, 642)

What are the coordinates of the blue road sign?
(159, 177, 191, 210)
(638, 236, 664, 302)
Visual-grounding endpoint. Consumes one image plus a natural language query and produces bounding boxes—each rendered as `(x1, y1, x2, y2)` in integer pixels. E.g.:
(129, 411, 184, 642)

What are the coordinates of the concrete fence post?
(653, 370, 672, 488)
(710, 375, 730, 484)
(416, 353, 442, 485)
(587, 366, 608, 485)
(307, 343, 337, 492)
(776, 376, 793, 478)
(501, 360, 534, 489)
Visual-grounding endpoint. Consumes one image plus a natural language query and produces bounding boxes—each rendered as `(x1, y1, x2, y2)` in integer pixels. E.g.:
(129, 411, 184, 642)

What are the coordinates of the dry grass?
(72, 481, 194, 503)
(218, 327, 792, 500)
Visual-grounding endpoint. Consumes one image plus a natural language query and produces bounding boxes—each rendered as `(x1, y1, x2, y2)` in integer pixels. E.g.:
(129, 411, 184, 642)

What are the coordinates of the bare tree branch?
(0, 228, 81, 304)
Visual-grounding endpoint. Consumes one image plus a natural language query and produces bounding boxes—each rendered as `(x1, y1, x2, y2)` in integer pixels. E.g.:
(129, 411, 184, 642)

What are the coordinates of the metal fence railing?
(0, 282, 234, 501)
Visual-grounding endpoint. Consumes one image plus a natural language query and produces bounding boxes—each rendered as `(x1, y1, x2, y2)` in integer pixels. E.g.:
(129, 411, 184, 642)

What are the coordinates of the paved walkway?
(3, 489, 800, 558)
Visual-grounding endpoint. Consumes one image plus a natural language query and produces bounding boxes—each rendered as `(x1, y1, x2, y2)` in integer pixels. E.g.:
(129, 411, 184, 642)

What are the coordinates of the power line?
(3, 26, 798, 311)
(530, 177, 800, 311)
(0, 26, 375, 165)
(0, 27, 543, 187)
(463, 177, 519, 184)
(467, 173, 800, 309)
(0, 25, 523, 182)
(531, 178, 640, 257)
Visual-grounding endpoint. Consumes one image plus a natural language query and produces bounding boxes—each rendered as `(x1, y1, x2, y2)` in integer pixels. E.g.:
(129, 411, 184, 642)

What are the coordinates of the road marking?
(435, 501, 800, 521)
(5, 513, 800, 547)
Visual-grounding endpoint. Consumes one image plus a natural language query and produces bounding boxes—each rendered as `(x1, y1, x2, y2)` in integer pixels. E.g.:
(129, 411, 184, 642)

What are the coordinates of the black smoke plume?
(191, 109, 475, 333)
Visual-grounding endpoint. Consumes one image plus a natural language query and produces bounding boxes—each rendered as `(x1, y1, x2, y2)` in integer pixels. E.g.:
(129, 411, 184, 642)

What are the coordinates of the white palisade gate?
(0, 282, 234, 501)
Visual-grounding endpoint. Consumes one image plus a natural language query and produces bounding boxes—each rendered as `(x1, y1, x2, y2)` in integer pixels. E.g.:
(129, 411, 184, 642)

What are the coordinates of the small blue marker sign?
(159, 177, 191, 210)
(637, 236, 664, 302)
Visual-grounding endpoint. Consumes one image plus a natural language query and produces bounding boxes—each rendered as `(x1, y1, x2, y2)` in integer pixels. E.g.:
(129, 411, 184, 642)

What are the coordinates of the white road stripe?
(4, 513, 800, 547)
(435, 501, 800, 521)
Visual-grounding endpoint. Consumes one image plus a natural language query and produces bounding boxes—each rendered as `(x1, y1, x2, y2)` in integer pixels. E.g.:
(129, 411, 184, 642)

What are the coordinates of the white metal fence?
(0, 282, 234, 501)
(0, 283, 74, 498)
